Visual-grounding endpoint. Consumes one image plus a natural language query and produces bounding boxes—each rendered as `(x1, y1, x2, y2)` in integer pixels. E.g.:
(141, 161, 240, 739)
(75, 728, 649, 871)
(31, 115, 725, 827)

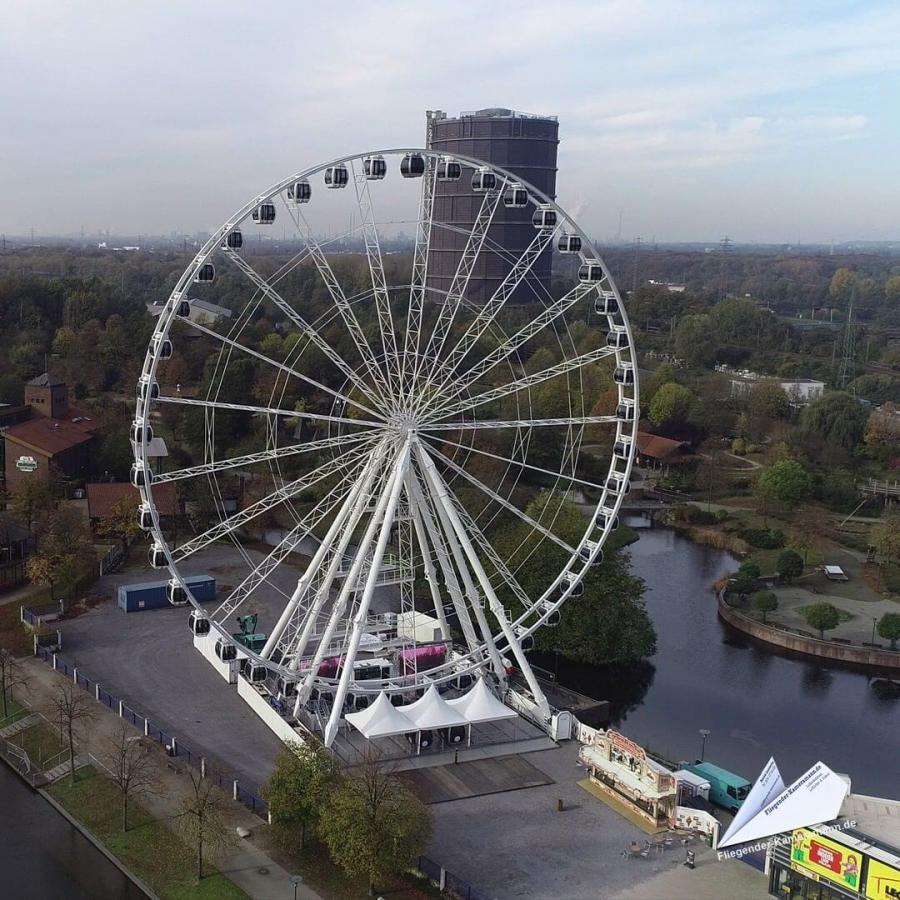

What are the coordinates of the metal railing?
(417, 855, 491, 900)
(34, 646, 269, 819)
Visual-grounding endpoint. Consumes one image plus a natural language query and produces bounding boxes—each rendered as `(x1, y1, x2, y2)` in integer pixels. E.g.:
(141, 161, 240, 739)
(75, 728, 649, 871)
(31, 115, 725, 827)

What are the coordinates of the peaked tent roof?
(446, 678, 518, 724)
(398, 684, 468, 730)
(344, 691, 418, 739)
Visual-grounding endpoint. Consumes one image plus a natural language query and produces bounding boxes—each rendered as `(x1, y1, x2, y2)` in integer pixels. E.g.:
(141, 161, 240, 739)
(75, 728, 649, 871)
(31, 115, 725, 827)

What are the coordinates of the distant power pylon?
(719, 235, 732, 299)
(836, 289, 857, 390)
(631, 236, 642, 292)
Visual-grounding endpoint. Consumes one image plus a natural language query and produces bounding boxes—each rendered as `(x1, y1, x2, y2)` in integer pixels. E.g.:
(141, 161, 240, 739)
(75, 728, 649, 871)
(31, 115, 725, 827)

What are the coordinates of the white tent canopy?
(447, 678, 518, 724)
(344, 691, 417, 739)
(398, 684, 468, 730)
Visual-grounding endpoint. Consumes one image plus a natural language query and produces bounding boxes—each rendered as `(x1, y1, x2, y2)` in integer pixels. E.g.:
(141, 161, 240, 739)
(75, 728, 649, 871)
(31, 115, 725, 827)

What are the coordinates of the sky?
(1, 0, 899, 243)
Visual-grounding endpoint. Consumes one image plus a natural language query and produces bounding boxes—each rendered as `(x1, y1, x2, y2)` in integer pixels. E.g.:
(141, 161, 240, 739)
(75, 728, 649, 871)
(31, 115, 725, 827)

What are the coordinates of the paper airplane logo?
(719, 759, 848, 848)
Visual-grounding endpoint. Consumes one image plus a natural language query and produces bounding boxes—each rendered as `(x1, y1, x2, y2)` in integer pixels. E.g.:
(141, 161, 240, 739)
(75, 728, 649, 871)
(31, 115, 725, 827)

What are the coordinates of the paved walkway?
(608, 856, 765, 900)
(18, 657, 323, 900)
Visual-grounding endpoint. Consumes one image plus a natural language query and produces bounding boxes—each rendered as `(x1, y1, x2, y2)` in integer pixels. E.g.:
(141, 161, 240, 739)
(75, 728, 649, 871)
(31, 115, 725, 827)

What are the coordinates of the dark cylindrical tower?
(426, 108, 559, 304)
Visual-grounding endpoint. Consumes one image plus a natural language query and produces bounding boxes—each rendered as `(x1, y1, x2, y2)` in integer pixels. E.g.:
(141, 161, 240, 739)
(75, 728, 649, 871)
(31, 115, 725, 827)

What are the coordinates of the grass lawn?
(50, 767, 248, 900)
(798, 604, 854, 623)
(0, 599, 37, 655)
(0, 695, 28, 728)
(10, 721, 68, 768)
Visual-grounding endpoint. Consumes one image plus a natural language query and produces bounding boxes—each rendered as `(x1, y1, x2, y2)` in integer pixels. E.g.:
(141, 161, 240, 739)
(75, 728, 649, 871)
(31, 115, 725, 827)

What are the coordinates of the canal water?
(0, 763, 147, 900)
(545, 527, 900, 797)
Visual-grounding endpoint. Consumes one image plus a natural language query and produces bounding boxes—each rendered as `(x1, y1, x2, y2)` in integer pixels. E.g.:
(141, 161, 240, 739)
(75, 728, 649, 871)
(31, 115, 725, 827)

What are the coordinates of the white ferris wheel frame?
(134, 148, 640, 738)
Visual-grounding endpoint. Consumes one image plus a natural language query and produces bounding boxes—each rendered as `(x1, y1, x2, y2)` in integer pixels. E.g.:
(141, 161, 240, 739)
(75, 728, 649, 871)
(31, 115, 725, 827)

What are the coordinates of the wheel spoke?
(401, 159, 438, 404)
(415, 444, 549, 716)
(417, 222, 561, 416)
(171, 439, 377, 562)
(427, 445, 577, 555)
(180, 316, 387, 422)
(423, 433, 608, 493)
(210, 463, 369, 623)
(430, 281, 601, 410)
(422, 415, 617, 432)
(416, 187, 505, 401)
(222, 248, 387, 409)
(154, 432, 376, 484)
(422, 345, 619, 425)
(156, 395, 386, 430)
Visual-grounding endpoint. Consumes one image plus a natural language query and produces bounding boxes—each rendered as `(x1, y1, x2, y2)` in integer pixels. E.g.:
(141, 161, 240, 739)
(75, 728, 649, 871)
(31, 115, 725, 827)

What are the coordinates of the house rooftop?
(27, 372, 66, 387)
(3, 415, 95, 456)
(636, 431, 688, 461)
(86, 482, 177, 519)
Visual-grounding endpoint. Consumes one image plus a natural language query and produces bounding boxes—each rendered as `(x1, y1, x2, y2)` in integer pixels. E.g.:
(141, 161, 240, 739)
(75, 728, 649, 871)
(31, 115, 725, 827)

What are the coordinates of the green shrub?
(738, 527, 786, 549)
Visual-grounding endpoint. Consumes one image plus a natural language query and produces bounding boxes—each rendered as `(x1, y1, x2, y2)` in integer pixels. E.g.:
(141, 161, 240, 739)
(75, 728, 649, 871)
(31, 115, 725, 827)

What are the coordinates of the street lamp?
(699, 729, 711, 762)
(290, 874, 303, 900)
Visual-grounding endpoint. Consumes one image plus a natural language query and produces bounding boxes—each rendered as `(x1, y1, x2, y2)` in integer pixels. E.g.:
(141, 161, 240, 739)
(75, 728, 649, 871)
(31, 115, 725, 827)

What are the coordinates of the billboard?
(790, 829, 861, 892)
(865, 858, 900, 900)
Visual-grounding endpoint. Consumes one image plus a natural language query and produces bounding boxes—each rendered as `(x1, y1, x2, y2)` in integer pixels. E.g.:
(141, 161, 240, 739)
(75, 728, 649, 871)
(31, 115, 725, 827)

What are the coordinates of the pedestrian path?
(0, 712, 38, 738)
(44, 752, 89, 783)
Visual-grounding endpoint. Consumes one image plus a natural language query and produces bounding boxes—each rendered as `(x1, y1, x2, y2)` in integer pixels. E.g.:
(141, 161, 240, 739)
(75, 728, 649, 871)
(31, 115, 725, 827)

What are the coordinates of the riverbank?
(717, 591, 900, 671)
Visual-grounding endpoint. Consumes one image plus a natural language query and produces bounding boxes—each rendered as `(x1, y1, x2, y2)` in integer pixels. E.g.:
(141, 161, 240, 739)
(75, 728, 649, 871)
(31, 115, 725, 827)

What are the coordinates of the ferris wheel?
(132, 148, 638, 747)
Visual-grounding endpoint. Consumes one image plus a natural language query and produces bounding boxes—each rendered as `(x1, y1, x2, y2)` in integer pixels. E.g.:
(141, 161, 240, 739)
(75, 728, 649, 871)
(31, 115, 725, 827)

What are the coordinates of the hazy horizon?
(2, 1, 899, 244)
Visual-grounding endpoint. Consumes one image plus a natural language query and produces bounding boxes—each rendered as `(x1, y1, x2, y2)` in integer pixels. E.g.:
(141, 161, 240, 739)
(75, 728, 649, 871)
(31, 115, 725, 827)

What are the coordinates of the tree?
(106, 723, 157, 831)
(174, 772, 235, 881)
(728, 570, 755, 598)
(871, 513, 900, 565)
(26, 552, 79, 603)
(757, 458, 811, 509)
(747, 380, 789, 422)
(264, 740, 339, 850)
(752, 591, 778, 624)
(321, 751, 432, 897)
(96, 495, 141, 548)
(8, 478, 55, 539)
(0, 648, 29, 720)
(777, 549, 804, 583)
(739, 561, 761, 580)
(791, 503, 833, 564)
(674, 314, 715, 367)
(802, 602, 841, 640)
(864, 402, 900, 449)
(829, 268, 857, 306)
(50, 683, 93, 784)
(648, 382, 695, 430)
(800, 392, 869, 455)
(877, 613, 900, 650)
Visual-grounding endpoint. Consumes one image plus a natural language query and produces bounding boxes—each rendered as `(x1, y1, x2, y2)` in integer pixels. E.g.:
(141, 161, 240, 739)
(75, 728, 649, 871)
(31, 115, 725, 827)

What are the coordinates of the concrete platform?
(399, 754, 554, 804)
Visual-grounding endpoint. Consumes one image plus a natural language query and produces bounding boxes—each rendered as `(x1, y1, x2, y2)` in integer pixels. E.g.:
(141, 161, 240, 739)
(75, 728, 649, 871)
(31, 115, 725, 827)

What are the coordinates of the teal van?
(679, 761, 751, 814)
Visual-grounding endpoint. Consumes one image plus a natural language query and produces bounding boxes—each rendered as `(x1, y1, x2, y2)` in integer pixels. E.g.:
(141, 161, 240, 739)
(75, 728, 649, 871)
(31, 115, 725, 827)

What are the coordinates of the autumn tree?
(802, 602, 841, 640)
(264, 740, 339, 850)
(791, 503, 833, 564)
(800, 392, 869, 456)
(26, 553, 78, 602)
(864, 402, 900, 450)
(106, 723, 157, 831)
(877, 613, 900, 650)
(174, 772, 236, 881)
(0, 648, 29, 719)
(50, 683, 94, 784)
(8, 478, 55, 540)
(322, 750, 432, 897)
(96, 495, 141, 548)
(871, 513, 900, 565)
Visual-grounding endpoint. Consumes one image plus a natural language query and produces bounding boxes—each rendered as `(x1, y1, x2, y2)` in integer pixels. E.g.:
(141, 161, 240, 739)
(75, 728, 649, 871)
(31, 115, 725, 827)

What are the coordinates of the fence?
(99, 543, 126, 576)
(21, 600, 64, 628)
(34, 645, 269, 819)
(417, 856, 491, 900)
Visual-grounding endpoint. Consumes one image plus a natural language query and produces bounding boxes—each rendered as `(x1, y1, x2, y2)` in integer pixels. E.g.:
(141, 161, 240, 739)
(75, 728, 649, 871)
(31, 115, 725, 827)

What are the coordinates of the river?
(543, 527, 900, 797)
(0, 763, 147, 900)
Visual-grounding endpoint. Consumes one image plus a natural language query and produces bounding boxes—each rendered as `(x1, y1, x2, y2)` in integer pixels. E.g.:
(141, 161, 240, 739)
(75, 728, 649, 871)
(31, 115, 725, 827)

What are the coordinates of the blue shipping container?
(117, 575, 216, 612)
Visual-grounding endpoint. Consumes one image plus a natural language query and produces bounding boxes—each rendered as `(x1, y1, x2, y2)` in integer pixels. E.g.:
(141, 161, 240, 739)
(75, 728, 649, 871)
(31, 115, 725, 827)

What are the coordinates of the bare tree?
(173, 771, 236, 881)
(0, 648, 29, 720)
(49, 682, 93, 784)
(105, 722, 157, 831)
